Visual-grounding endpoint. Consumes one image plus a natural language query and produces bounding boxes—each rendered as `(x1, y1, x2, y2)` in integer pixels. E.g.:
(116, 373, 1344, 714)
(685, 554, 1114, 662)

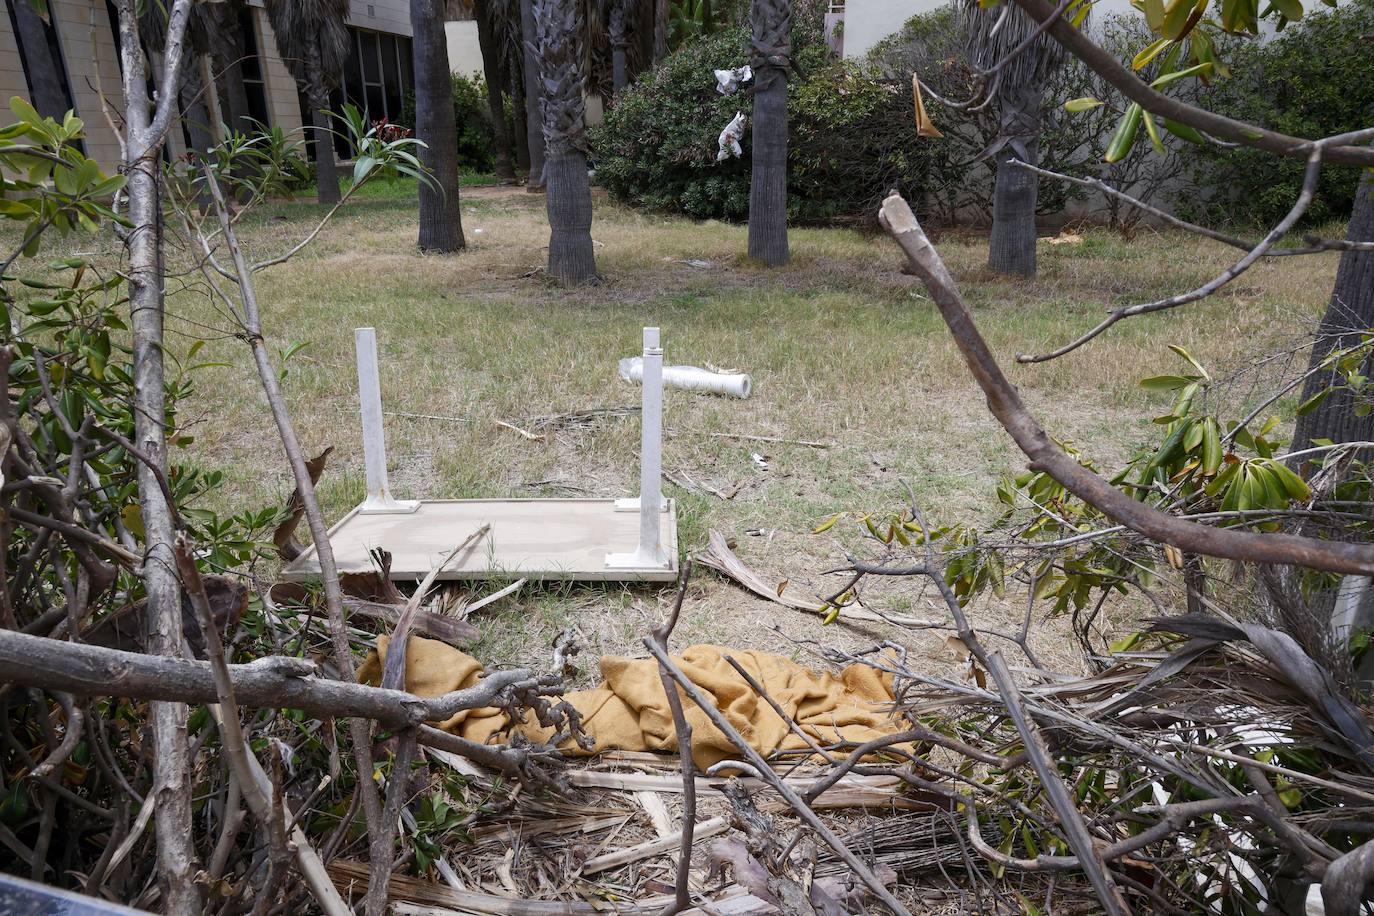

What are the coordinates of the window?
(237, 8, 271, 126)
(8, 0, 77, 122)
(338, 27, 414, 125)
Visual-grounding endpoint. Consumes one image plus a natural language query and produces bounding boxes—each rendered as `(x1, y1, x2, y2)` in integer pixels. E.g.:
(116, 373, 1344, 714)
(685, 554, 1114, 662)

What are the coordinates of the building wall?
(248, 5, 305, 139)
(347, 0, 412, 38)
(0, 8, 31, 119)
(444, 20, 484, 78)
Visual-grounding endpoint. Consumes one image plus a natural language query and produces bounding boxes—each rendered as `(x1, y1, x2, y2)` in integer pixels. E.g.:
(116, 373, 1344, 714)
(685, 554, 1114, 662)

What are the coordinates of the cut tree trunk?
(746, 0, 792, 268)
(411, 0, 465, 252)
(987, 86, 1042, 277)
(175, 56, 216, 156)
(475, 0, 516, 182)
(1292, 156, 1374, 457)
(520, 0, 547, 190)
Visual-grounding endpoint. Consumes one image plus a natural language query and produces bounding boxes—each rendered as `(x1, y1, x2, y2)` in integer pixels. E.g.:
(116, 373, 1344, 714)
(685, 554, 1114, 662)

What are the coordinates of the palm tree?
(138, 2, 216, 157)
(475, 0, 518, 181)
(411, 0, 466, 251)
(202, 0, 255, 138)
(263, 0, 351, 205)
(964, 0, 1067, 277)
(534, 0, 597, 282)
(607, 0, 633, 91)
(746, 0, 791, 266)
(1292, 151, 1374, 456)
(520, 0, 548, 190)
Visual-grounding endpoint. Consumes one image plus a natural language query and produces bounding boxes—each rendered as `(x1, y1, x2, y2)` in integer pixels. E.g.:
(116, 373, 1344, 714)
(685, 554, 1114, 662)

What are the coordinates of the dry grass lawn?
(36, 180, 1348, 683)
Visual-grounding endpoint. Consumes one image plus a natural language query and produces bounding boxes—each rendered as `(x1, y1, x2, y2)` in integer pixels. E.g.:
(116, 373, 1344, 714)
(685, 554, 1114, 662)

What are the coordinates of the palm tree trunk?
(410, 0, 465, 252)
(511, 55, 531, 171)
(653, 0, 669, 61)
(207, 5, 254, 136)
(546, 148, 596, 281)
(475, 0, 516, 181)
(176, 55, 216, 155)
(520, 0, 546, 190)
(609, 0, 630, 93)
(534, 0, 596, 283)
(987, 86, 1042, 276)
(1292, 152, 1374, 456)
(306, 40, 342, 206)
(746, 0, 791, 267)
(12, 0, 69, 119)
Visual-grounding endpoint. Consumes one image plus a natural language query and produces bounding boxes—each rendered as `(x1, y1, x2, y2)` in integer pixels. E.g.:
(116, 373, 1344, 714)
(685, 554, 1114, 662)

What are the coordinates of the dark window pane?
(343, 31, 364, 107)
(360, 32, 381, 86)
(365, 85, 385, 120)
(238, 9, 264, 82)
(398, 38, 413, 97)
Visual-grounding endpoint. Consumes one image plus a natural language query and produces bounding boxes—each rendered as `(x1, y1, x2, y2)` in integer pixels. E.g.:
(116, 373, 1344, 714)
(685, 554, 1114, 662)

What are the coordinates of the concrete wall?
(0, 10, 33, 125)
(445, 20, 484, 78)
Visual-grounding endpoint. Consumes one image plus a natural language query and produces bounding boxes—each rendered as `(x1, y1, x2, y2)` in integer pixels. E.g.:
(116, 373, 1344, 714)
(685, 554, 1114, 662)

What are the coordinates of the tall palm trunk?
(747, 0, 791, 267)
(653, 0, 669, 61)
(609, 0, 631, 92)
(1292, 154, 1374, 456)
(987, 84, 1042, 276)
(511, 53, 531, 171)
(263, 0, 350, 205)
(534, 0, 597, 283)
(176, 57, 216, 155)
(964, 0, 1066, 278)
(475, 0, 516, 181)
(12, 0, 69, 119)
(206, 3, 254, 135)
(305, 42, 342, 204)
(520, 0, 547, 190)
(411, 0, 465, 252)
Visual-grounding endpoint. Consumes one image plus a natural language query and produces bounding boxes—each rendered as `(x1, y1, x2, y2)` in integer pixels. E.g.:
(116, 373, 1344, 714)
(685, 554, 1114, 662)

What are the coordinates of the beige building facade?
(1, 0, 418, 171)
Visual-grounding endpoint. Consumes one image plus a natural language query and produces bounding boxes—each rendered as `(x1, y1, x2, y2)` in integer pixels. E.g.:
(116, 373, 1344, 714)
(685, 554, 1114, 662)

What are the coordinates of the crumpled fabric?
(717, 111, 746, 162)
(359, 637, 904, 769)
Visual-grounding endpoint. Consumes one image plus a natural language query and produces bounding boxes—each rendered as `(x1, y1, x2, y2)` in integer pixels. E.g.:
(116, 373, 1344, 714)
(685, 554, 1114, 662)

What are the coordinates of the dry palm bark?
(263, 0, 351, 204)
(520, 0, 547, 189)
(963, 0, 1067, 277)
(746, 0, 791, 267)
(534, 0, 598, 284)
(412, 0, 466, 252)
(1292, 145, 1374, 457)
(608, 0, 633, 92)
(475, 0, 518, 181)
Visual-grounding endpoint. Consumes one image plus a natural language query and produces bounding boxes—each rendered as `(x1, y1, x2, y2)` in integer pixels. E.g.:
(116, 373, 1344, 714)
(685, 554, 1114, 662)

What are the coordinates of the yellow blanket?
(359, 637, 903, 768)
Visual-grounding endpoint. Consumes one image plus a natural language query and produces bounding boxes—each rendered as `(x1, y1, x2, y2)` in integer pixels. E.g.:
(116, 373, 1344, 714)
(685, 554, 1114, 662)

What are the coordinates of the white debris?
(714, 64, 753, 95)
(750, 452, 770, 471)
(717, 111, 746, 162)
(619, 357, 752, 398)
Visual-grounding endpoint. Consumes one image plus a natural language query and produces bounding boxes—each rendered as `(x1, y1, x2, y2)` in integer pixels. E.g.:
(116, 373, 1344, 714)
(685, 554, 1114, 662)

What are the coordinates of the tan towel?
(359, 637, 904, 769)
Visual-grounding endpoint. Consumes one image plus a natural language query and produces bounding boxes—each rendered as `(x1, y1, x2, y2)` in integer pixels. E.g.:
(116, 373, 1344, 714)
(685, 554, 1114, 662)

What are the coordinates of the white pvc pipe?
(355, 328, 417, 514)
(619, 357, 751, 399)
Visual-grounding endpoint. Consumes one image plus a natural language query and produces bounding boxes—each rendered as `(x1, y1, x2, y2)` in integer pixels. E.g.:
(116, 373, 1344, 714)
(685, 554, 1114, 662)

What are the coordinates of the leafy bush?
(401, 73, 496, 172)
(593, 3, 1190, 225)
(1182, 0, 1374, 227)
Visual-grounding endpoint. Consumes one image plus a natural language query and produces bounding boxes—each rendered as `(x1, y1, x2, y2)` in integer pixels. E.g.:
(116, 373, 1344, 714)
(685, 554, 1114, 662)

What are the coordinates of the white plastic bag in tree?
(714, 65, 753, 94)
(717, 111, 746, 162)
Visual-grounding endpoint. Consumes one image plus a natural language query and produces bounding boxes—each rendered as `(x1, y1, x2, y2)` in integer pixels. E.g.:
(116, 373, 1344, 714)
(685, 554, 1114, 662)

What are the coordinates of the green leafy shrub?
(592, 4, 1173, 224)
(401, 73, 496, 172)
(1182, 0, 1374, 227)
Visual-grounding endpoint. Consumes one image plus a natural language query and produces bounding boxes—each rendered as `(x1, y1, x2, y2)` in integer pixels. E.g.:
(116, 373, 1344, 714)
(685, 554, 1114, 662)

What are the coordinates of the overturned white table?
(280, 326, 679, 584)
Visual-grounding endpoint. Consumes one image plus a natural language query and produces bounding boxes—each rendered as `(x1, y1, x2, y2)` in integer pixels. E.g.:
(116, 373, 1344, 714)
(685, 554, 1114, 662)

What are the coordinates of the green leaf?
(1139, 374, 1195, 391)
(1142, 111, 1166, 154)
(1144, 0, 1167, 30)
(1064, 96, 1103, 112)
(1295, 388, 1332, 415)
(1133, 37, 1173, 70)
(1150, 62, 1215, 89)
(1162, 118, 1207, 144)
(9, 96, 45, 130)
(1105, 104, 1143, 163)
